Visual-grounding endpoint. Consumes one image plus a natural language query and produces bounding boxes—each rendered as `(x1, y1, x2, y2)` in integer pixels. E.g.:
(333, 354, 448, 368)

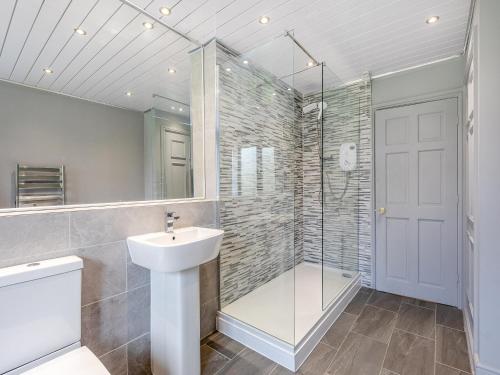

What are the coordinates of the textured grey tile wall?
(218, 39, 374, 307)
(217, 43, 304, 307)
(302, 76, 373, 286)
(0, 200, 217, 375)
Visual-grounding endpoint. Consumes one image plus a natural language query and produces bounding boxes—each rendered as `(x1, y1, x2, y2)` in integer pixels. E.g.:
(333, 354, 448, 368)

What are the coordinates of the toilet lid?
(22, 347, 110, 375)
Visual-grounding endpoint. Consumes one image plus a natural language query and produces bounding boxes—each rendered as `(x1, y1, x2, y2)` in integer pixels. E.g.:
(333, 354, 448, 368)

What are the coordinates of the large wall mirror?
(0, 0, 209, 210)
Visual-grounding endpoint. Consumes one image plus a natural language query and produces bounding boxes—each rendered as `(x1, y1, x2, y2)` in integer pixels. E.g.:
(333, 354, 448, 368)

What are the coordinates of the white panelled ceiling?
(0, 0, 471, 110)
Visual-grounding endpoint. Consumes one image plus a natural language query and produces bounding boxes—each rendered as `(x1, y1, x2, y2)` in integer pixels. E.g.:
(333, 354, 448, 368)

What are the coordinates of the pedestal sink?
(127, 227, 224, 375)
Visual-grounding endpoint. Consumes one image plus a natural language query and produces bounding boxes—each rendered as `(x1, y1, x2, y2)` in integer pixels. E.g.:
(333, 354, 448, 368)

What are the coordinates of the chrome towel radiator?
(15, 165, 65, 207)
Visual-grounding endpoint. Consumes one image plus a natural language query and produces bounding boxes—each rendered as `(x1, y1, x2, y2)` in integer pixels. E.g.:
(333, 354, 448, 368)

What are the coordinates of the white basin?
(126, 226, 224, 375)
(127, 227, 223, 273)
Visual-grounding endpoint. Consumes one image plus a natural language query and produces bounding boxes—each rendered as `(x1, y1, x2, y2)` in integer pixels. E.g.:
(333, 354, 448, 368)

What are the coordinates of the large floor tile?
(217, 348, 277, 375)
(435, 362, 470, 375)
(297, 343, 337, 374)
(436, 305, 464, 331)
(436, 325, 471, 373)
(344, 291, 371, 315)
(401, 297, 436, 310)
(205, 332, 246, 359)
(396, 303, 435, 338)
(351, 305, 397, 344)
(383, 329, 435, 375)
(367, 291, 402, 312)
(201, 345, 230, 375)
(326, 332, 387, 375)
(321, 313, 357, 349)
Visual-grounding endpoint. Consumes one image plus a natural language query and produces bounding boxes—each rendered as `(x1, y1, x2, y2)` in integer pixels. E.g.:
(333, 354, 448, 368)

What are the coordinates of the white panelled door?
(375, 98, 459, 306)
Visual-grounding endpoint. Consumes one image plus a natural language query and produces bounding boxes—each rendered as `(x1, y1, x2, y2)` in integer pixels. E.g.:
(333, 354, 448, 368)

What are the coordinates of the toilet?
(0, 256, 110, 374)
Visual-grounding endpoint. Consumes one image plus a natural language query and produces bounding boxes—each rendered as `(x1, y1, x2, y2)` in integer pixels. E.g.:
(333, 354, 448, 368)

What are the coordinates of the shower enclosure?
(215, 34, 371, 370)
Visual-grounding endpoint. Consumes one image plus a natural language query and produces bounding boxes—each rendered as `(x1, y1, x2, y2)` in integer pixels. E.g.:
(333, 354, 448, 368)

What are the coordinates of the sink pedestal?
(151, 267, 200, 375)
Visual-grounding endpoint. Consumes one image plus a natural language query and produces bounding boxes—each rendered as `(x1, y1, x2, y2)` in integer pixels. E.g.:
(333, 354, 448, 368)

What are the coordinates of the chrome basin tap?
(165, 211, 180, 233)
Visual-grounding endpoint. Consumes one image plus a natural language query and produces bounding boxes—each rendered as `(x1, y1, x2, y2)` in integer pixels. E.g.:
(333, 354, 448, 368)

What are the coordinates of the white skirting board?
(217, 274, 361, 371)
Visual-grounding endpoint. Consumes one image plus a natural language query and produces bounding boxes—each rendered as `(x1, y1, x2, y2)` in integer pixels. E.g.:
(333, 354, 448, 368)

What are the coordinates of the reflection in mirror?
(0, 0, 206, 209)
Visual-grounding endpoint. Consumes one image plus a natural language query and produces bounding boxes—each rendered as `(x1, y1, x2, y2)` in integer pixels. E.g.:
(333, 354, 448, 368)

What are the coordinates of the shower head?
(303, 101, 327, 120)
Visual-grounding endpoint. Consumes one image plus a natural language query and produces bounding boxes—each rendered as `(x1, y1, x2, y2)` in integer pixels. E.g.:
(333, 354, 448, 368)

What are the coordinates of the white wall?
(372, 56, 465, 106)
(0, 80, 145, 207)
(473, 1, 500, 374)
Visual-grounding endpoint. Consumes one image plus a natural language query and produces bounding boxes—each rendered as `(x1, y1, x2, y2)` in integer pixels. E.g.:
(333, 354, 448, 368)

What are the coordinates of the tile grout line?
(436, 360, 472, 374)
(436, 322, 465, 333)
(325, 298, 375, 374)
(377, 299, 400, 375)
(212, 344, 248, 375)
(393, 327, 436, 341)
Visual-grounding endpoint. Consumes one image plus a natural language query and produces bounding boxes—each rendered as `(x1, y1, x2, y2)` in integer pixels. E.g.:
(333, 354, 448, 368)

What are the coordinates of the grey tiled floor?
(201, 289, 472, 375)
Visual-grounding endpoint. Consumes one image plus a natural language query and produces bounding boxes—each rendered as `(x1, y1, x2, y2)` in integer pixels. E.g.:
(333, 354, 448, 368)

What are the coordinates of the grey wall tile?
(70, 206, 164, 248)
(200, 259, 219, 305)
(100, 345, 128, 375)
(127, 251, 150, 290)
(127, 285, 150, 341)
(201, 297, 219, 339)
(77, 241, 127, 306)
(0, 212, 69, 263)
(82, 293, 128, 357)
(127, 334, 151, 375)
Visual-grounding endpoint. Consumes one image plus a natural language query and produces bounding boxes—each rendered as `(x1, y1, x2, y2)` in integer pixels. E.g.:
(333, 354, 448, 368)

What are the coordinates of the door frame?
(371, 89, 464, 308)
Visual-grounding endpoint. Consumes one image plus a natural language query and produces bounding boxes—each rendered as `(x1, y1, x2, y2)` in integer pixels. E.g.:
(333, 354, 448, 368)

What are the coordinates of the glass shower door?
(321, 64, 363, 309)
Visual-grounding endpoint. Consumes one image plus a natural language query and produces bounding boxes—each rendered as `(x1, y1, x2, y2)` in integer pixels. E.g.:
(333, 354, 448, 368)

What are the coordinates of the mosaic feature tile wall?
(218, 42, 373, 307)
(302, 76, 373, 286)
(217, 44, 304, 307)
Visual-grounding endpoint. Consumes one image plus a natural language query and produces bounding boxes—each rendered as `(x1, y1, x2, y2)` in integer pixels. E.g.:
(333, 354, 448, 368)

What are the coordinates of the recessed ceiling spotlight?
(287, 88, 292, 91)
(307, 60, 315, 67)
(143, 21, 154, 30)
(43, 68, 53, 74)
(225, 67, 231, 72)
(179, 108, 183, 112)
(426, 15, 440, 24)
(159, 6, 171, 16)
(74, 27, 87, 35)
(168, 67, 176, 74)
(171, 106, 176, 110)
(272, 92, 276, 96)
(126, 91, 132, 96)
(259, 16, 270, 24)
(243, 60, 249, 64)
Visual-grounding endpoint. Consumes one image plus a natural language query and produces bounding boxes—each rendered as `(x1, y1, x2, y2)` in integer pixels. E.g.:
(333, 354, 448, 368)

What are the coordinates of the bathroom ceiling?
(0, 0, 471, 110)
(217, 0, 471, 86)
